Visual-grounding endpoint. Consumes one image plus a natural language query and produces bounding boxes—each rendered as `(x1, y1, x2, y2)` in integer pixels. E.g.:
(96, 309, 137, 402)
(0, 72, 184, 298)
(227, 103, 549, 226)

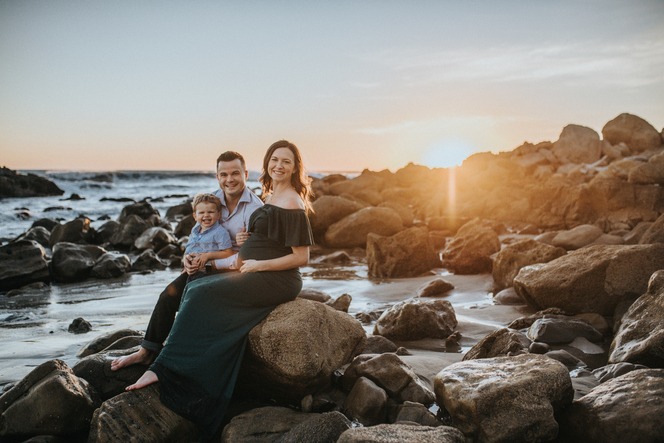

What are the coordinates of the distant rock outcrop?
(0, 167, 64, 198)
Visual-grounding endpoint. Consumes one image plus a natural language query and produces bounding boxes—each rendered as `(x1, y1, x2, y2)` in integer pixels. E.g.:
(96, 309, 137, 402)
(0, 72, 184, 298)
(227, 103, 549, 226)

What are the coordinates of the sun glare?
(421, 139, 477, 169)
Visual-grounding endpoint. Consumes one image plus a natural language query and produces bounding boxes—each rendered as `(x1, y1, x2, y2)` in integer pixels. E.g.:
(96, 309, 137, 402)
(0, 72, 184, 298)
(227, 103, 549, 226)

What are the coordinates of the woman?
(126, 140, 314, 441)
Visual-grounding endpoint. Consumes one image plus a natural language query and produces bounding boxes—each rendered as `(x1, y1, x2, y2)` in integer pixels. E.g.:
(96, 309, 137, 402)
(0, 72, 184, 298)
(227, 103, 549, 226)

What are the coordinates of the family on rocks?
(1, 112, 664, 442)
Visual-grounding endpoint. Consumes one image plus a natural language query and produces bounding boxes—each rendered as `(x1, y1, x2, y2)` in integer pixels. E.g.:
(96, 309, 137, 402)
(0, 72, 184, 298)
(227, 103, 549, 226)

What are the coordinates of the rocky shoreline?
(1, 112, 663, 442)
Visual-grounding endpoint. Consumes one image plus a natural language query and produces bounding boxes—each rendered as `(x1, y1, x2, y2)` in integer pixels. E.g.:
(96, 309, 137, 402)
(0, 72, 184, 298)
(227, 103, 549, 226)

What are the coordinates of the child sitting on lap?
(184, 193, 233, 283)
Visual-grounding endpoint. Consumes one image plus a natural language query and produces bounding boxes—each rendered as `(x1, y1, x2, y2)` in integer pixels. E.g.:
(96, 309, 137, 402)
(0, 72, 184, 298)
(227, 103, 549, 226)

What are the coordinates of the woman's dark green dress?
(150, 204, 313, 440)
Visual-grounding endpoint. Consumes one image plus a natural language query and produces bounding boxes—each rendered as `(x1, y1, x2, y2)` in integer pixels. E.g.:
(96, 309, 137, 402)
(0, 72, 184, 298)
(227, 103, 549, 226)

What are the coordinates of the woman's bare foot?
(125, 370, 159, 391)
(110, 347, 155, 371)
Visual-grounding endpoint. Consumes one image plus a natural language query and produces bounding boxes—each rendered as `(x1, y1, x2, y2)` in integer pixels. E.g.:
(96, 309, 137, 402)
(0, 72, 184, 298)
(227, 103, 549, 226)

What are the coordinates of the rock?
(87, 383, 196, 443)
(221, 406, 312, 443)
(344, 353, 434, 406)
(378, 201, 414, 227)
(174, 213, 196, 238)
(534, 231, 558, 245)
(560, 369, 664, 443)
(51, 242, 107, 283)
(129, 249, 169, 272)
(0, 167, 64, 198)
(493, 287, 525, 305)
(434, 353, 573, 443)
(164, 200, 193, 221)
(445, 331, 462, 348)
(68, 317, 92, 334)
(109, 214, 151, 249)
(575, 313, 611, 336)
(428, 231, 448, 250)
(507, 308, 572, 330)
(373, 298, 457, 341)
(0, 240, 50, 292)
(367, 227, 441, 278)
(529, 342, 550, 354)
(15, 226, 51, 248)
(513, 244, 664, 315)
(426, 216, 469, 234)
(94, 220, 120, 245)
(527, 318, 603, 344)
(602, 113, 663, 153)
(5, 281, 50, 298)
(133, 226, 177, 251)
(72, 353, 147, 401)
(325, 293, 352, 312)
(442, 218, 501, 274)
(31, 218, 60, 232)
(592, 362, 649, 383)
(325, 207, 403, 249)
(417, 278, 455, 297)
(297, 288, 332, 303)
(395, 401, 441, 427)
(310, 195, 365, 239)
(624, 221, 652, 244)
(589, 233, 625, 246)
(90, 253, 131, 279)
(544, 350, 586, 370)
(0, 359, 101, 437)
(337, 424, 466, 443)
(156, 243, 183, 259)
(639, 212, 664, 245)
(48, 217, 91, 248)
(274, 411, 352, 443)
(343, 377, 388, 426)
(76, 328, 142, 358)
(628, 151, 664, 185)
(238, 299, 366, 404)
(609, 270, 664, 367)
(552, 124, 602, 164)
(550, 224, 603, 250)
(329, 173, 384, 198)
(117, 201, 159, 223)
(462, 328, 528, 360)
(492, 239, 566, 290)
(362, 335, 398, 354)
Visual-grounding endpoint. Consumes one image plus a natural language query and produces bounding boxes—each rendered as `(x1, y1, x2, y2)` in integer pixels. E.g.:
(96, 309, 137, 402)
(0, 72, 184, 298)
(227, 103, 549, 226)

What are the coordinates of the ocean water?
(0, 170, 263, 242)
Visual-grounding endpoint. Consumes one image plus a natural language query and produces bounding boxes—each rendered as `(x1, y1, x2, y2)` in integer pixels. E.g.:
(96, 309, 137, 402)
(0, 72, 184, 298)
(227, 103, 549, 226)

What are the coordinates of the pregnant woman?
(126, 140, 314, 441)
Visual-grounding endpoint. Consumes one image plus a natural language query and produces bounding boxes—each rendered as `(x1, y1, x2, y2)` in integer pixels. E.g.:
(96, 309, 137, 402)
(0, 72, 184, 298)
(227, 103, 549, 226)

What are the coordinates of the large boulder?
(342, 376, 388, 426)
(76, 328, 143, 358)
(442, 219, 501, 274)
(492, 239, 566, 291)
(174, 214, 196, 239)
(373, 298, 457, 341)
(94, 220, 120, 245)
(133, 226, 177, 251)
(639, 212, 664, 245)
(48, 217, 91, 248)
(628, 150, 664, 185)
(513, 244, 664, 315)
(51, 242, 107, 283)
(0, 167, 64, 197)
(109, 214, 151, 249)
(328, 173, 384, 197)
(90, 253, 131, 279)
(310, 195, 364, 238)
(87, 383, 196, 443)
(15, 226, 51, 248)
(527, 317, 603, 344)
(72, 353, 146, 401)
(238, 298, 366, 404)
(275, 411, 352, 443)
(552, 124, 602, 164)
(164, 200, 193, 221)
(367, 227, 441, 278)
(560, 369, 664, 443)
(337, 424, 466, 443)
(0, 359, 101, 438)
(324, 207, 403, 248)
(601, 113, 663, 153)
(609, 270, 664, 367)
(129, 249, 169, 272)
(434, 353, 573, 443)
(0, 240, 50, 291)
(220, 406, 313, 443)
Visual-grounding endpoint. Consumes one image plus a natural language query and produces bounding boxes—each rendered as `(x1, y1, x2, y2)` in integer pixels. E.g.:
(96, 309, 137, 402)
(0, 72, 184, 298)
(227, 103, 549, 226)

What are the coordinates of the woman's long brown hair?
(259, 140, 314, 214)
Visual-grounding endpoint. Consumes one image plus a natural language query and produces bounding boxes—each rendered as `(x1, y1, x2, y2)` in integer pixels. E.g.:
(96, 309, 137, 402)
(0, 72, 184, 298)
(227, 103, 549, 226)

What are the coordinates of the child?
(184, 193, 233, 283)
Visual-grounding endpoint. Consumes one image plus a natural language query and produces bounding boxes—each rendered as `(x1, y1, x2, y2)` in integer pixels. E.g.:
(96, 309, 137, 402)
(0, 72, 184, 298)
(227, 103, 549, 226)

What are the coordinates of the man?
(111, 151, 263, 370)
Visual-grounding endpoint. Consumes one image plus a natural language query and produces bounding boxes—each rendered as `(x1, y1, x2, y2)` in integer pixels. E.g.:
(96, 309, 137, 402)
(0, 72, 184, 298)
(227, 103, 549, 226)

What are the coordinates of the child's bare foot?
(110, 347, 155, 371)
(126, 370, 159, 390)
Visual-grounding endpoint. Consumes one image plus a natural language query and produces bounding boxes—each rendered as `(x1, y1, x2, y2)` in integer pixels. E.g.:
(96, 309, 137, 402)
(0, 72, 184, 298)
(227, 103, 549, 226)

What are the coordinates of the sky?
(1, 1, 663, 173)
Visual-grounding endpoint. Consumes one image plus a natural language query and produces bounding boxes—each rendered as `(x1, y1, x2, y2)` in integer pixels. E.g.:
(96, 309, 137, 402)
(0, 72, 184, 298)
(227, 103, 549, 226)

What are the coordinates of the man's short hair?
(192, 193, 222, 212)
(216, 151, 246, 171)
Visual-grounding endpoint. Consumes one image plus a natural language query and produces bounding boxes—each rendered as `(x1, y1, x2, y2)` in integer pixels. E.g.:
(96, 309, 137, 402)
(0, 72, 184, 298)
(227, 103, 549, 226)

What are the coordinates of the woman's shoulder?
(267, 192, 305, 211)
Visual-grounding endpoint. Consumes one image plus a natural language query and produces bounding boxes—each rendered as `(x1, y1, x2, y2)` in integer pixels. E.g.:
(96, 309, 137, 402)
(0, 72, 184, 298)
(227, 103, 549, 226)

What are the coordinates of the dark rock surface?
(0, 167, 64, 198)
(0, 240, 50, 291)
(374, 298, 457, 341)
(367, 227, 441, 278)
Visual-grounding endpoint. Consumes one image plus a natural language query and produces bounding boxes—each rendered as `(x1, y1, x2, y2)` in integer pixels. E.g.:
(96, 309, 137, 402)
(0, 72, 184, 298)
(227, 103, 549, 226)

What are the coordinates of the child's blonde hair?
(192, 193, 222, 212)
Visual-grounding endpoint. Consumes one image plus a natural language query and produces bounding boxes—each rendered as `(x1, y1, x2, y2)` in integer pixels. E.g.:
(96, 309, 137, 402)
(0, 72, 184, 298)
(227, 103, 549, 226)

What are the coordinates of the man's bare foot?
(126, 370, 159, 391)
(110, 347, 155, 371)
